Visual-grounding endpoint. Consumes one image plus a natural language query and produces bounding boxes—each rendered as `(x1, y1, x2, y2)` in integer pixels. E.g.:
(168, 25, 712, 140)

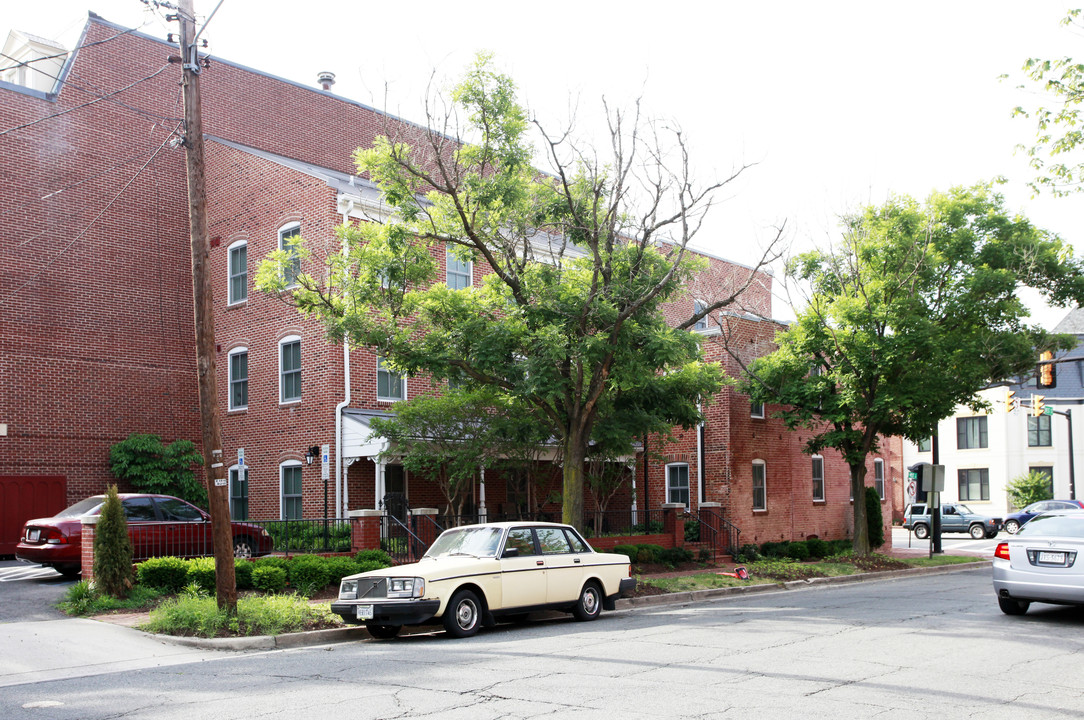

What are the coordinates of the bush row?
(734, 538, 853, 563)
(611, 543, 694, 568)
(135, 549, 394, 596)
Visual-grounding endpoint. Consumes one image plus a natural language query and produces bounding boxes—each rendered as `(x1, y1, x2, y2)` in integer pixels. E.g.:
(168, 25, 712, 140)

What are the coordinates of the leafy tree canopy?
(1006, 470, 1055, 509)
(742, 183, 1084, 553)
(258, 54, 777, 529)
(109, 433, 206, 507)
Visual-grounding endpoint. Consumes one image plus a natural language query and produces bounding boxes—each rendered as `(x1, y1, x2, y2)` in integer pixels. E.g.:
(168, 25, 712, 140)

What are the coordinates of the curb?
(143, 561, 992, 650)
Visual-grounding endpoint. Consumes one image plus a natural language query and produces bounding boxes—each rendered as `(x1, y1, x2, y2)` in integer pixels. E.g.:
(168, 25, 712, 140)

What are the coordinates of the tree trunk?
(562, 430, 587, 531)
(850, 463, 870, 555)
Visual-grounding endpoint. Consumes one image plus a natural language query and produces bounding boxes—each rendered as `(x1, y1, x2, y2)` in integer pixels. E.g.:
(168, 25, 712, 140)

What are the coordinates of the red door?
(0, 476, 67, 555)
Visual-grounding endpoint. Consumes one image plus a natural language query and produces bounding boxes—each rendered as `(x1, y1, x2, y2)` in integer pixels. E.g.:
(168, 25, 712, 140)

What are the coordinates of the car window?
(909, 505, 926, 516)
(504, 528, 537, 556)
(956, 504, 974, 515)
(426, 526, 503, 557)
(943, 505, 956, 515)
(563, 529, 590, 553)
(1018, 515, 1084, 538)
(122, 497, 158, 521)
(56, 497, 105, 517)
(536, 527, 572, 554)
(156, 497, 204, 521)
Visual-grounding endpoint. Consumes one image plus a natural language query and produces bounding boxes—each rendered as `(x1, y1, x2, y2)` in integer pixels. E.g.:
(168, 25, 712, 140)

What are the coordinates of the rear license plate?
(27, 529, 39, 542)
(355, 604, 374, 620)
(1039, 551, 1066, 564)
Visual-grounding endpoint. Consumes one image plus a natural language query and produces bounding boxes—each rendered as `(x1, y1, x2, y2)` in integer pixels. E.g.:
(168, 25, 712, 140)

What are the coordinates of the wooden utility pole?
(176, 0, 236, 612)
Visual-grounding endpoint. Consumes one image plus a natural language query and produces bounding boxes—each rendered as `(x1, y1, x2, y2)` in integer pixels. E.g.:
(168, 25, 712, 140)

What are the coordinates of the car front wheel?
(443, 589, 482, 638)
(998, 597, 1030, 615)
(969, 524, 986, 540)
(913, 523, 929, 540)
(1004, 520, 1020, 534)
(233, 536, 254, 559)
(572, 581, 602, 621)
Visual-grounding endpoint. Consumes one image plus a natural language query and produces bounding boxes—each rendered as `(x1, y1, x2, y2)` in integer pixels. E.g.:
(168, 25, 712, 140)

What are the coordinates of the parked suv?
(902, 502, 1001, 540)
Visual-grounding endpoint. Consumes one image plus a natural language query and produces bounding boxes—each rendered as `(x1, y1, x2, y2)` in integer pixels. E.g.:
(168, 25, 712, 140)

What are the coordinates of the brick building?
(1, 14, 897, 548)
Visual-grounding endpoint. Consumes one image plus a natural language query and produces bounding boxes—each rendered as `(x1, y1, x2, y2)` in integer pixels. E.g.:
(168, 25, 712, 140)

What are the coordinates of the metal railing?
(697, 507, 741, 557)
(253, 518, 352, 554)
(378, 514, 429, 565)
(582, 509, 666, 539)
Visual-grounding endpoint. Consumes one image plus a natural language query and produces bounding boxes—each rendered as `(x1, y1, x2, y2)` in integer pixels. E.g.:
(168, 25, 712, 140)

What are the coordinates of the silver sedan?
(993, 511, 1084, 615)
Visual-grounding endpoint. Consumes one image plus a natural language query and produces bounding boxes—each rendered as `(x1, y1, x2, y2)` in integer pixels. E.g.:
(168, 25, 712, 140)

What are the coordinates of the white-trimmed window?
(874, 458, 885, 500)
(693, 299, 708, 331)
(752, 460, 766, 510)
(278, 222, 301, 287)
(227, 239, 247, 304)
(377, 356, 405, 401)
(750, 401, 765, 419)
(279, 336, 301, 403)
(446, 244, 472, 290)
(228, 347, 248, 410)
(666, 463, 690, 508)
(229, 465, 248, 520)
(280, 462, 303, 519)
(812, 455, 825, 502)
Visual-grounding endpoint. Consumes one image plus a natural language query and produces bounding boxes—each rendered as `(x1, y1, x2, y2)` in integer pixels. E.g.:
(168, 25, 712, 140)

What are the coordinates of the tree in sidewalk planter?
(256, 53, 783, 531)
(94, 485, 134, 598)
(109, 433, 206, 507)
(1006, 470, 1055, 510)
(865, 487, 885, 550)
(738, 183, 1084, 555)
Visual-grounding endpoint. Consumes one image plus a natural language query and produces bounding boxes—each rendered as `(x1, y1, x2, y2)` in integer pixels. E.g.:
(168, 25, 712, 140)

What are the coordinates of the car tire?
(572, 581, 603, 621)
(365, 623, 402, 639)
(998, 597, 1030, 615)
(232, 536, 254, 559)
(913, 523, 929, 540)
(1004, 520, 1020, 534)
(443, 589, 482, 638)
(969, 524, 986, 540)
(985, 530, 998, 539)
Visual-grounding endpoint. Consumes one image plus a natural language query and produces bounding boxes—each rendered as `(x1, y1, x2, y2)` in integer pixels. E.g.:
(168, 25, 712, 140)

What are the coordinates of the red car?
(16, 493, 273, 577)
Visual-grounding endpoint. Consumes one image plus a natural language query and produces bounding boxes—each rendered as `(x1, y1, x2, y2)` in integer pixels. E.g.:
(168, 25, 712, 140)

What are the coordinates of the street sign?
(237, 447, 246, 469)
(1044, 406, 1054, 416)
(321, 443, 329, 480)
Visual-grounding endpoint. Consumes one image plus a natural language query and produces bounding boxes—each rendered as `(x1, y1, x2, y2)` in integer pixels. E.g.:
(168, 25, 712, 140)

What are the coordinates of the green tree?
(1006, 470, 1055, 509)
(1011, 9, 1084, 196)
(94, 485, 134, 598)
(740, 184, 1084, 554)
(109, 434, 206, 507)
(257, 54, 780, 530)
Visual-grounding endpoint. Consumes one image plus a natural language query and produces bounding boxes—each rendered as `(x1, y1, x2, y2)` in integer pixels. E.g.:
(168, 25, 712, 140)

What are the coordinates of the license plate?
(27, 529, 39, 542)
(1039, 551, 1066, 565)
(355, 604, 374, 620)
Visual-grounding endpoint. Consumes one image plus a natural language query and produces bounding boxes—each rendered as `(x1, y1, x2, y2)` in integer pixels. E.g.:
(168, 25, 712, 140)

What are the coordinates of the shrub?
(235, 559, 255, 590)
(137, 556, 190, 593)
(636, 544, 665, 564)
(287, 555, 331, 596)
(830, 539, 853, 554)
(805, 538, 829, 559)
(1006, 470, 1055, 509)
(108, 433, 206, 507)
(760, 541, 788, 559)
(252, 565, 287, 593)
(324, 557, 360, 584)
(354, 549, 393, 567)
(356, 560, 391, 573)
(684, 522, 701, 543)
(865, 487, 885, 549)
(658, 547, 693, 567)
(94, 485, 134, 598)
(252, 555, 289, 571)
(611, 545, 639, 564)
(735, 543, 761, 563)
(186, 557, 216, 592)
(697, 547, 713, 563)
(783, 541, 810, 561)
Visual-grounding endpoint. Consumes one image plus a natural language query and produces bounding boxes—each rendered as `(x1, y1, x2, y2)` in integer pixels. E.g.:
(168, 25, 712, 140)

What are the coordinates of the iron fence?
(581, 509, 665, 539)
(252, 517, 352, 554)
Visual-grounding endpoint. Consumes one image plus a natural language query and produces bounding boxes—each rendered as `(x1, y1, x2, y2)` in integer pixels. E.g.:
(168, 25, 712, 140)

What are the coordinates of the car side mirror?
(502, 547, 519, 558)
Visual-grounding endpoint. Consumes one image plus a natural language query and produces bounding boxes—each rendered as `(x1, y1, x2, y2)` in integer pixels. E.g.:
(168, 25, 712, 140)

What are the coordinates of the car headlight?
(339, 579, 359, 600)
(386, 577, 424, 599)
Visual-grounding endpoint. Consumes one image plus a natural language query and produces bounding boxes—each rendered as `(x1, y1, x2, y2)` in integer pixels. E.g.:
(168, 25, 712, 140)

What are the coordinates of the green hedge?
(137, 557, 189, 593)
(252, 565, 287, 593)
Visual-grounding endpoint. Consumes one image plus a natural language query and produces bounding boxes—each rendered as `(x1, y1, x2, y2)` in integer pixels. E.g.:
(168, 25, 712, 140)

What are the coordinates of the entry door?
(383, 465, 407, 522)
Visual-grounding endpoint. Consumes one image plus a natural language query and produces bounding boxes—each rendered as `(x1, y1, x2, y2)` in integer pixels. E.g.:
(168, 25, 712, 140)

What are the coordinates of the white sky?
(5, 1, 1084, 326)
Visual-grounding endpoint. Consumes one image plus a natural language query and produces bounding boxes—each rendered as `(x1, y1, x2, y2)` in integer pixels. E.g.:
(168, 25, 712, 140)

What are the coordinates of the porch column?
(375, 458, 385, 510)
(630, 461, 638, 525)
(479, 466, 487, 521)
(661, 502, 685, 549)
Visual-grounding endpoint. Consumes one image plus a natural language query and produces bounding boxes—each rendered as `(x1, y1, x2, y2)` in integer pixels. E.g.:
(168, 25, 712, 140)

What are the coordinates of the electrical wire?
(0, 22, 148, 71)
(0, 121, 183, 308)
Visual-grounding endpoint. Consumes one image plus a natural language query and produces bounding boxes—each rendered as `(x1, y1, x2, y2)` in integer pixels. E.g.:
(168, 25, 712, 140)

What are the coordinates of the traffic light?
(1032, 395, 1046, 417)
(1004, 389, 1016, 412)
(1038, 350, 1056, 389)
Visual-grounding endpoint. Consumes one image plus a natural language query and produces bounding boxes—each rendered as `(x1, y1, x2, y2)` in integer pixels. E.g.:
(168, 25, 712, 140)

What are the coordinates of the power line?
(0, 22, 148, 71)
(0, 121, 183, 308)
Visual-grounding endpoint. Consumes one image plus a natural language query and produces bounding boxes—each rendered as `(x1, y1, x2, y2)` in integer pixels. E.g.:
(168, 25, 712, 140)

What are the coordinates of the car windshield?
(55, 497, 105, 518)
(1018, 515, 1084, 538)
(425, 526, 503, 558)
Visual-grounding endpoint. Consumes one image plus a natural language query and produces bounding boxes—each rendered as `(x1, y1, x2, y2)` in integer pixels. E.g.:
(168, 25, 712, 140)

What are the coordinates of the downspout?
(334, 200, 353, 518)
(698, 421, 705, 506)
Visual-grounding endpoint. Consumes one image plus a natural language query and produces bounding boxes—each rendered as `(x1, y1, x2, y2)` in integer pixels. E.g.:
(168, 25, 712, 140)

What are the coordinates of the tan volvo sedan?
(331, 521, 635, 638)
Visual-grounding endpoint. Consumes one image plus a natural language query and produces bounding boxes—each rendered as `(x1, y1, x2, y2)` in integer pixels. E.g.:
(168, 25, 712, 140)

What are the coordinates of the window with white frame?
(874, 458, 885, 500)
(446, 244, 472, 290)
(917, 437, 932, 452)
(752, 460, 766, 510)
(956, 416, 988, 449)
(377, 356, 405, 401)
(666, 463, 690, 508)
(750, 400, 765, 419)
(228, 347, 248, 410)
(278, 222, 301, 287)
(958, 468, 990, 502)
(281, 462, 302, 519)
(227, 240, 247, 304)
(279, 336, 301, 403)
(229, 465, 248, 520)
(693, 299, 708, 331)
(812, 455, 825, 501)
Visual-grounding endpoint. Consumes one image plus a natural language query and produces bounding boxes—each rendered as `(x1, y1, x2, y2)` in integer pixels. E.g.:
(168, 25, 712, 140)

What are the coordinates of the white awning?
(342, 411, 391, 459)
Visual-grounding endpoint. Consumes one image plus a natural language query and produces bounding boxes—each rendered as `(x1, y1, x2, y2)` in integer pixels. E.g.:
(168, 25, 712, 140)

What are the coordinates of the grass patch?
(642, 573, 763, 593)
(899, 554, 984, 568)
(58, 581, 165, 616)
(140, 592, 342, 638)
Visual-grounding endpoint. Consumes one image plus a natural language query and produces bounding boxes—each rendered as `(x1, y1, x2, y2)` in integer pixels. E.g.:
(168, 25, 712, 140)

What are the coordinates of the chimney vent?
(317, 71, 336, 91)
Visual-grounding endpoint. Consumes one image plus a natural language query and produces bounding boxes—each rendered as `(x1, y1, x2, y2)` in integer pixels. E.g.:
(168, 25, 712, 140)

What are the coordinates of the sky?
(4, 1, 1083, 326)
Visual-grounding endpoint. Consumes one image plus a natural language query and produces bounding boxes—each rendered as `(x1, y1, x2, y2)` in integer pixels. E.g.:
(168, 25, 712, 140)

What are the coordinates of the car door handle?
(574, 558, 581, 563)
(536, 560, 544, 566)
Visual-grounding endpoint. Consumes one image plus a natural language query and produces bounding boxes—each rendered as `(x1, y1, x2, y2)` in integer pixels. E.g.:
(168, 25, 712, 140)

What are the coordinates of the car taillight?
(994, 542, 1011, 561)
(43, 528, 68, 544)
